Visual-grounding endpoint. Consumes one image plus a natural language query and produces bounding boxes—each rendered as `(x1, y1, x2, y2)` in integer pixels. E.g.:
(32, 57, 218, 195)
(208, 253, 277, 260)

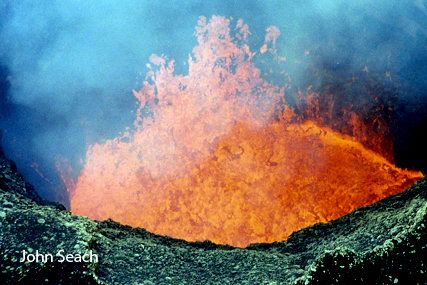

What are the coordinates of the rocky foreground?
(1, 143, 426, 284)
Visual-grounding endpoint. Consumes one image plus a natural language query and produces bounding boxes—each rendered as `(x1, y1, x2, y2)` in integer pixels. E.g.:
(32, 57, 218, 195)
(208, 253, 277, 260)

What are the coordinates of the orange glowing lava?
(68, 16, 423, 247)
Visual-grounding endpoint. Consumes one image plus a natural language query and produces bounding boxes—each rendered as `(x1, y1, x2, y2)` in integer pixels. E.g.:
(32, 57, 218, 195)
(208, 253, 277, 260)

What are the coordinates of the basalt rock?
(1, 142, 426, 284)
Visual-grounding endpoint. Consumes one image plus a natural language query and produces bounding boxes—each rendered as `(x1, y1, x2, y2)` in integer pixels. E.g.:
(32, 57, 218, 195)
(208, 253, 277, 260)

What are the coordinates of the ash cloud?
(0, 0, 426, 205)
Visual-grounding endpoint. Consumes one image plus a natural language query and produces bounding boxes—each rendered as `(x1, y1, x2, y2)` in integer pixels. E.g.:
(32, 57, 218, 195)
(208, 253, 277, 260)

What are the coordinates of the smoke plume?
(0, 0, 426, 206)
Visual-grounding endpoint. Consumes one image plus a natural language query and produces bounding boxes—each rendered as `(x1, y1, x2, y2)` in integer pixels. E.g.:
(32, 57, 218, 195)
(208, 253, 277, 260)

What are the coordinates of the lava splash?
(68, 16, 423, 247)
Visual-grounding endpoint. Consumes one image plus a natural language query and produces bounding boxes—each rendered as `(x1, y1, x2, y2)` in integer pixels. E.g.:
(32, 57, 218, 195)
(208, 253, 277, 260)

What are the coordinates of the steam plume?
(0, 0, 426, 205)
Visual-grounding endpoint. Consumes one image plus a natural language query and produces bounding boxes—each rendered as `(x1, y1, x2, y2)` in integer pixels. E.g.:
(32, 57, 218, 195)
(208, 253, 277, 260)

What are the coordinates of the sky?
(0, 0, 426, 206)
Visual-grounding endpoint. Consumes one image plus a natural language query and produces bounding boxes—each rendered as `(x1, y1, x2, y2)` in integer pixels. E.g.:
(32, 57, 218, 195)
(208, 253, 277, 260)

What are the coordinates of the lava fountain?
(67, 16, 423, 247)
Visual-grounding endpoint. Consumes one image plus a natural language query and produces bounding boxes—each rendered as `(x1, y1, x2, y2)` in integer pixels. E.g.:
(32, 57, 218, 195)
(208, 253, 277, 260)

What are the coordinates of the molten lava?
(68, 16, 423, 247)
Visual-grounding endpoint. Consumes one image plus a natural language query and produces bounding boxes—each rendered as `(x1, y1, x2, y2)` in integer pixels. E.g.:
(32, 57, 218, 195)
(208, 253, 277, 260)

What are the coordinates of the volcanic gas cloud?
(67, 16, 423, 247)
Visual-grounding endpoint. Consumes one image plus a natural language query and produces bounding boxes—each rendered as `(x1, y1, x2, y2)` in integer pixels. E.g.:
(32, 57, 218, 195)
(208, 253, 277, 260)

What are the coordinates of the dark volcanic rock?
(1, 142, 427, 284)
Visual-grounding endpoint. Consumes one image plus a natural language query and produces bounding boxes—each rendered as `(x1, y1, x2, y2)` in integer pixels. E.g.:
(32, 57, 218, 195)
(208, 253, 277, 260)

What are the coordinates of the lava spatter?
(68, 16, 423, 247)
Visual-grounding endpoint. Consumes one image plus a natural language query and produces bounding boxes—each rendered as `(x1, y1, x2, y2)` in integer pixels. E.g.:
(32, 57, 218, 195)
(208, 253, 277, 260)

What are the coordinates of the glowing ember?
(68, 16, 423, 247)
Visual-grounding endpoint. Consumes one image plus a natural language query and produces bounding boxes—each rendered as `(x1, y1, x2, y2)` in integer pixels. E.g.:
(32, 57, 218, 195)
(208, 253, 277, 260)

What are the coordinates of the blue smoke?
(0, 0, 426, 205)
